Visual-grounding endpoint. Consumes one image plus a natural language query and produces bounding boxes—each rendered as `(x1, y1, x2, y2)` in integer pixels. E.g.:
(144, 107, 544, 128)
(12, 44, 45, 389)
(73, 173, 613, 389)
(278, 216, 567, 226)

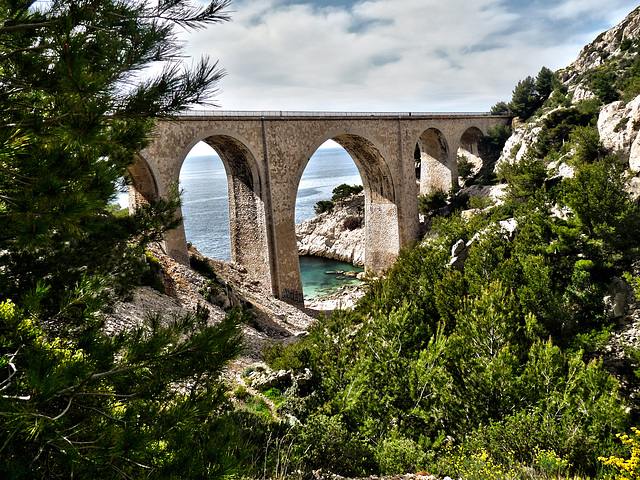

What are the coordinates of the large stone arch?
(198, 134, 271, 290)
(297, 131, 399, 274)
(136, 127, 272, 289)
(417, 128, 453, 195)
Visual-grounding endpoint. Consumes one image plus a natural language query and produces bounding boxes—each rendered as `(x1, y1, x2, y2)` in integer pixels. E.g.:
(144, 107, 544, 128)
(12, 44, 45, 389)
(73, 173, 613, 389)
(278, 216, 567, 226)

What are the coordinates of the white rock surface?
(296, 194, 365, 266)
(598, 95, 640, 171)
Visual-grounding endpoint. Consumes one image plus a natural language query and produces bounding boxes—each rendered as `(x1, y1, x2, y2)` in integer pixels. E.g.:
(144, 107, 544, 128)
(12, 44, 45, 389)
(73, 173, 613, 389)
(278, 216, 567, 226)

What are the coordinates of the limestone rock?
(598, 95, 640, 171)
(296, 194, 365, 266)
(559, 7, 640, 96)
(605, 277, 630, 319)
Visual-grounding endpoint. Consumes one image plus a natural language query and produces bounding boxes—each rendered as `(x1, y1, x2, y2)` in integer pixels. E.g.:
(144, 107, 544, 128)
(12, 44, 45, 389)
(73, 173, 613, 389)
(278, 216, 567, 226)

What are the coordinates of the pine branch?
(149, 0, 233, 31)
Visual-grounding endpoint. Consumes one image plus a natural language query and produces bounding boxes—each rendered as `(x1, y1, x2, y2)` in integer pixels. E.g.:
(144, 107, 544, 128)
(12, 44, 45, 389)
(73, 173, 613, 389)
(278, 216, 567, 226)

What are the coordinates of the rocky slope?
(105, 245, 317, 373)
(560, 6, 640, 101)
(296, 193, 365, 266)
(482, 9, 640, 398)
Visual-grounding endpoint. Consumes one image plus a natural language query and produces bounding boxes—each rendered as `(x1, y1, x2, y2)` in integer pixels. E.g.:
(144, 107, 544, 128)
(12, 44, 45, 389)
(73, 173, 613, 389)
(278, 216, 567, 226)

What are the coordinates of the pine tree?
(0, 0, 229, 307)
(0, 1, 245, 477)
(510, 76, 538, 119)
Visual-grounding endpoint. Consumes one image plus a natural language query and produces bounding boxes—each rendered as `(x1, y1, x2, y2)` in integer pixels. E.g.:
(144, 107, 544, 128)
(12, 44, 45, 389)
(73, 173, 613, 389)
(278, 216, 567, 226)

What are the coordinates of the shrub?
(314, 200, 334, 214)
(599, 427, 640, 480)
(418, 189, 447, 215)
(458, 155, 474, 180)
(343, 215, 362, 230)
(331, 183, 364, 201)
(376, 434, 426, 475)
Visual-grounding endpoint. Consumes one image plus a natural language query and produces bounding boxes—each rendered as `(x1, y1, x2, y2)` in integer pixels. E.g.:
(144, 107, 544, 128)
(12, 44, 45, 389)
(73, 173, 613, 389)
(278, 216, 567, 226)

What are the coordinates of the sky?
(178, 0, 640, 115)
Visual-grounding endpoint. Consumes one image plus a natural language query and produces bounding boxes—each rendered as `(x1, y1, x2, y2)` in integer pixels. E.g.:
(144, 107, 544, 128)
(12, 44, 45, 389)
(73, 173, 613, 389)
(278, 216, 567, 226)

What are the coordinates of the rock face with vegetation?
(254, 7, 640, 479)
(296, 193, 365, 266)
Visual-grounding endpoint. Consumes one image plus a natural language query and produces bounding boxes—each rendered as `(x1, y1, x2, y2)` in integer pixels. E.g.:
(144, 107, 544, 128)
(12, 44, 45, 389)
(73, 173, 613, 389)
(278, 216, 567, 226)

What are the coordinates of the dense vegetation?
(3, 2, 640, 479)
(250, 44, 640, 479)
(0, 1, 245, 478)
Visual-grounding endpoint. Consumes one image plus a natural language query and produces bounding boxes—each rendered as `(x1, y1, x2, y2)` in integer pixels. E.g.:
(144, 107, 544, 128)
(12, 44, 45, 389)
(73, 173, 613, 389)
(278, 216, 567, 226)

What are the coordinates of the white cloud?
(179, 0, 639, 112)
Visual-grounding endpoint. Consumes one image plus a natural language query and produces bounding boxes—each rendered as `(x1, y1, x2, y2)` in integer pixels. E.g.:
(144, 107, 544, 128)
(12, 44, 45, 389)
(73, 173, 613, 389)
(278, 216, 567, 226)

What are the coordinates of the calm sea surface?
(179, 146, 363, 299)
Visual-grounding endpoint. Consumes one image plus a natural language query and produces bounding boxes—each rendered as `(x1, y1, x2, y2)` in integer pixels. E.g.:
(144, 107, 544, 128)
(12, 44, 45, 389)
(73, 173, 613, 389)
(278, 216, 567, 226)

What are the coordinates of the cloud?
(180, 0, 639, 112)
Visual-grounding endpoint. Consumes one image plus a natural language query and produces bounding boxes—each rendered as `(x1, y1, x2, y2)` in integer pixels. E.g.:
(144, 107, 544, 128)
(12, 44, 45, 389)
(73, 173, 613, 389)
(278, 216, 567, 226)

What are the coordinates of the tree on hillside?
(535, 66, 555, 101)
(510, 75, 538, 119)
(0, 1, 244, 477)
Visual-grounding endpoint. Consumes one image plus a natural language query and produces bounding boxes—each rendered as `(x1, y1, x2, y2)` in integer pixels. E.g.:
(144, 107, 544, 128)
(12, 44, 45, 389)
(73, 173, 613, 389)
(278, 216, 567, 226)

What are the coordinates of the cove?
(299, 255, 363, 300)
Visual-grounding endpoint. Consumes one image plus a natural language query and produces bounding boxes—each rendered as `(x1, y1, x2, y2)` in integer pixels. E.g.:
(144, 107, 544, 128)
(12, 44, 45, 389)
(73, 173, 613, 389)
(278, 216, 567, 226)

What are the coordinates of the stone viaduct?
(130, 111, 510, 305)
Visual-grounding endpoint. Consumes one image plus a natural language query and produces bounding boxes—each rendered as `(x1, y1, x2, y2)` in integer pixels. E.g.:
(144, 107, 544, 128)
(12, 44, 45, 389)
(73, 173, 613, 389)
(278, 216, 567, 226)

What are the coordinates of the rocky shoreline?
(297, 193, 365, 266)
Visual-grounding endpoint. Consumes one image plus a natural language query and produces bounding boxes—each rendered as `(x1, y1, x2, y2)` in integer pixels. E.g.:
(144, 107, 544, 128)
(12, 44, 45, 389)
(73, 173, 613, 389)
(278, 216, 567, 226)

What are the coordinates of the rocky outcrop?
(296, 194, 365, 266)
(559, 6, 640, 95)
(598, 95, 640, 171)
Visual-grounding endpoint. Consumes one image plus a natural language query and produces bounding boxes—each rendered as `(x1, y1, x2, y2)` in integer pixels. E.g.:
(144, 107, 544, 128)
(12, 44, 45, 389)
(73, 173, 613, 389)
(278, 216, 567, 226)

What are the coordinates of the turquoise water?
(178, 144, 363, 300)
(299, 256, 363, 299)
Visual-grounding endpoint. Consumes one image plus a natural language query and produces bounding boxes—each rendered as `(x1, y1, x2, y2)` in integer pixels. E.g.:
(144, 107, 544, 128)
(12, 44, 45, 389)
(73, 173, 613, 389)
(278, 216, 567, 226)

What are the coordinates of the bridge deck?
(177, 110, 509, 120)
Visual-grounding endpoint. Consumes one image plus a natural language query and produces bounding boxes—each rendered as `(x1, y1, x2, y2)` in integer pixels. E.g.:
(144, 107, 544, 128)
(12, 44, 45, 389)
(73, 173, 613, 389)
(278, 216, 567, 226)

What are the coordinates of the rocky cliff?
(296, 193, 365, 266)
(560, 6, 640, 101)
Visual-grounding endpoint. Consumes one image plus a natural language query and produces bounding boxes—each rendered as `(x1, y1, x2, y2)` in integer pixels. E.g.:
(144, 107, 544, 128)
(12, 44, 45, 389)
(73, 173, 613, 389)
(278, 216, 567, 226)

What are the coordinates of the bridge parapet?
(177, 110, 508, 119)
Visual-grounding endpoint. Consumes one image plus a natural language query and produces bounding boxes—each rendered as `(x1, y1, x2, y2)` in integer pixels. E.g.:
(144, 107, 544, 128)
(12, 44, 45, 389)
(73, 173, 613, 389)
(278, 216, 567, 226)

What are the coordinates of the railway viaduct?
(130, 111, 510, 305)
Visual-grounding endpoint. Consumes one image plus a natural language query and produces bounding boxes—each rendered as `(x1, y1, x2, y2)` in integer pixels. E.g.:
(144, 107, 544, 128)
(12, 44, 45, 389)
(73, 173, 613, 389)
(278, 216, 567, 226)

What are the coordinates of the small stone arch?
(417, 128, 453, 195)
(297, 131, 399, 274)
(458, 126, 485, 180)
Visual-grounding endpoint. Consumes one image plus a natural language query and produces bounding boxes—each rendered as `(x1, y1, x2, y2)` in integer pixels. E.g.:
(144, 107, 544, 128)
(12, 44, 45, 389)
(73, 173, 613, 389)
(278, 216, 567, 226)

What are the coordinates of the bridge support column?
(164, 213, 190, 266)
(271, 217, 304, 306)
(365, 202, 401, 273)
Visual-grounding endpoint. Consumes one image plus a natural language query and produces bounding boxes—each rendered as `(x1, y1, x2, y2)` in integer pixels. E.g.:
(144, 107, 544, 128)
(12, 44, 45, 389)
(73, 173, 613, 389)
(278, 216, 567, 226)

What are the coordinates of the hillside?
(251, 6, 640, 479)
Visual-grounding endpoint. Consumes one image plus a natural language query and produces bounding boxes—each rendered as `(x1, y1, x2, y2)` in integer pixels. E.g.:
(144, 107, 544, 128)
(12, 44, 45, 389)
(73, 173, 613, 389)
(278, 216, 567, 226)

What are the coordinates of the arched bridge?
(131, 110, 510, 305)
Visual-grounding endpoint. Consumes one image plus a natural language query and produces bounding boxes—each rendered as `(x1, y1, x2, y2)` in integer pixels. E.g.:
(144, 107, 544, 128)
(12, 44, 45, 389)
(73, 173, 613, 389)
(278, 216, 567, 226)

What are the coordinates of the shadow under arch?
(128, 153, 160, 209)
(458, 126, 485, 174)
(192, 134, 272, 291)
(297, 131, 399, 275)
(417, 127, 453, 195)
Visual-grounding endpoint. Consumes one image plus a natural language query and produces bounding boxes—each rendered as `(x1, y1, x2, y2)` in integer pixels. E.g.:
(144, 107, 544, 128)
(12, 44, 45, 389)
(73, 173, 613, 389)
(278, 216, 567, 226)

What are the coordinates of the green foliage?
(478, 124, 512, 167)
(535, 66, 555, 102)
(376, 431, 426, 475)
(562, 158, 640, 259)
(418, 189, 448, 215)
(0, 298, 245, 478)
(533, 100, 600, 159)
(260, 90, 640, 474)
(0, 1, 245, 477)
(498, 154, 547, 202)
(314, 200, 335, 214)
(457, 155, 474, 180)
(255, 50, 640, 480)
(331, 183, 364, 201)
(510, 76, 539, 119)
(490, 101, 510, 115)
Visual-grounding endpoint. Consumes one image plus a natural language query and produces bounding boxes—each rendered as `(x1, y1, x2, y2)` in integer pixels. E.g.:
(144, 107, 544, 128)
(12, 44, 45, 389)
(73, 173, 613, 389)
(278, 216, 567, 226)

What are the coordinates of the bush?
(314, 200, 334, 214)
(343, 215, 362, 230)
(599, 427, 640, 480)
(376, 434, 426, 475)
(418, 189, 447, 215)
(458, 155, 474, 180)
(332, 183, 364, 201)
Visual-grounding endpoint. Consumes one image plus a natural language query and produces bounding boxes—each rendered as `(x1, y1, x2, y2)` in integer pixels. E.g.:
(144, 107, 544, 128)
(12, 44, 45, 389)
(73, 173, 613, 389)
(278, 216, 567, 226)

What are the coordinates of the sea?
(177, 142, 364, 300)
